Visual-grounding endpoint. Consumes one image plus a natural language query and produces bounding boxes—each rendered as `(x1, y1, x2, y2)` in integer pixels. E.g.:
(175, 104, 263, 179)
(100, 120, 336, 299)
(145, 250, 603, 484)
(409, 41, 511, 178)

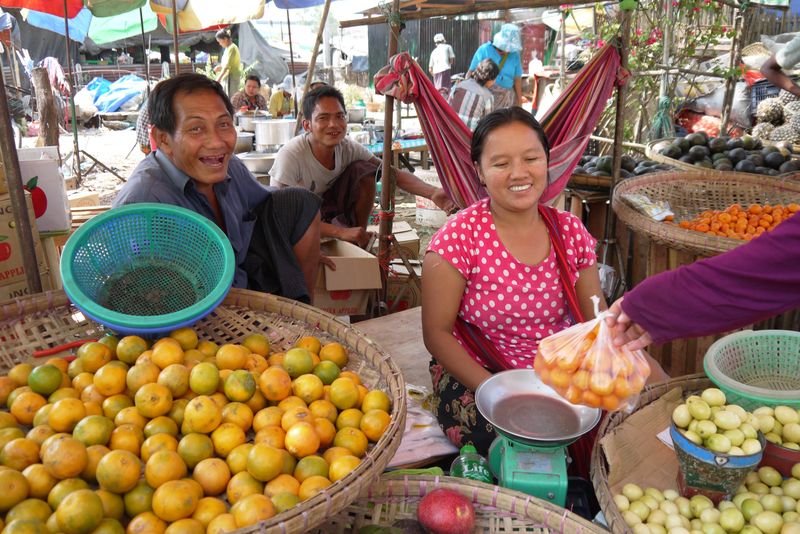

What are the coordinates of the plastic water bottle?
(450, 445, 493, 484)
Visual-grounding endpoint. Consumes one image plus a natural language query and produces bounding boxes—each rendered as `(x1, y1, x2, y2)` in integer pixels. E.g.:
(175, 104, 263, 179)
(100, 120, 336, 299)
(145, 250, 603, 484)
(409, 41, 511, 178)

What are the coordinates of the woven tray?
(315, 474, 609, 534)
(570, 173, 611, 189)
(591, 374, 712, 534)
(613, 171, 800, 256)
(0, 288, 406, 534)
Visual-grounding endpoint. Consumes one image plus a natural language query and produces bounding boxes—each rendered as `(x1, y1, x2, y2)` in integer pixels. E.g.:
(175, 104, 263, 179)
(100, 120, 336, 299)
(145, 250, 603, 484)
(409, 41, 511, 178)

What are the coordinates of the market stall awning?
(0, 0, 82, 18)
(22, 4, 158, 45)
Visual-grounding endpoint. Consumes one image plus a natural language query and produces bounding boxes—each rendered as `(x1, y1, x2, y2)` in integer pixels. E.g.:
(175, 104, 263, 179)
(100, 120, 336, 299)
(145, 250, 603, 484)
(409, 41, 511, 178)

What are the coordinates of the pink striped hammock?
(374, 44, 622, 208)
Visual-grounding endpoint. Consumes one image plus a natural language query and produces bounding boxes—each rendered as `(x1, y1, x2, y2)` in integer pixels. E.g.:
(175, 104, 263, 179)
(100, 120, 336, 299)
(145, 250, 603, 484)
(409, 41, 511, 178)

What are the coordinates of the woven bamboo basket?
(742, 42, 770, 57)
(613, 171, 800, 256)
(569, 173, 612, 189)
(314, 474, 609, 533)
(0, 288, 406, 534)
(591, 374, 712, 534)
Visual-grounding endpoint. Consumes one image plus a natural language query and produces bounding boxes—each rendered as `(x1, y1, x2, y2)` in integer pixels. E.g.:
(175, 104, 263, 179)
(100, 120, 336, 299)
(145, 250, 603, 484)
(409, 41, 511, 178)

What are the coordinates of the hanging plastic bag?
(534, 296, 651, 411)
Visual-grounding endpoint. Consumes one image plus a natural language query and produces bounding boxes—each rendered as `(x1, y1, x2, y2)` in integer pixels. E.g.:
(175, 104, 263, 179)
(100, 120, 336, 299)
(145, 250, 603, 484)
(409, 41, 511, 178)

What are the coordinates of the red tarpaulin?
(0, 0, 83, 18)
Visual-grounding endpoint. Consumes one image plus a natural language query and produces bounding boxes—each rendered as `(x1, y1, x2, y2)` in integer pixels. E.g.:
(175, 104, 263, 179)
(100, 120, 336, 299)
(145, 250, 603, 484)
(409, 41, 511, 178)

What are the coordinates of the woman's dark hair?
(302, 85, 346, 121)
(215, 29, 231, 41)
(149, 73, 234, 135)
(472, 59, 499, 86)
(245, 74, 261, 86)
(471, 107, 550, 165)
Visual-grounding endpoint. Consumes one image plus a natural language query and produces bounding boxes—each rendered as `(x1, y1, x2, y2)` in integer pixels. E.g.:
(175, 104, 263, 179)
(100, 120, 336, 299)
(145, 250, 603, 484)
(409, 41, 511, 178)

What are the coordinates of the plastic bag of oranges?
(534, 297, 650, 412)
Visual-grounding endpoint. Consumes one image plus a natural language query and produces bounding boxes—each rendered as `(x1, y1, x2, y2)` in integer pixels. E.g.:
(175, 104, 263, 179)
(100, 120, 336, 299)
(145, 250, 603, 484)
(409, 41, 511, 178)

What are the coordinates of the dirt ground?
(24, 127, 442, 254)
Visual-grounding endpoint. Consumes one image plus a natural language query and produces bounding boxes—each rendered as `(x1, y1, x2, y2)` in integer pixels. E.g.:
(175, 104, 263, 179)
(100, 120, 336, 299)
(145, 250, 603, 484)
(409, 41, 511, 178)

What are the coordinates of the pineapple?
(751, 122, 775, 140)
(784, 101, 800, 122)
(757, 98, 784, 125)
(790, 113, 800, 133)
(768, 124, 800, 143)
(778, 89, 799, 105)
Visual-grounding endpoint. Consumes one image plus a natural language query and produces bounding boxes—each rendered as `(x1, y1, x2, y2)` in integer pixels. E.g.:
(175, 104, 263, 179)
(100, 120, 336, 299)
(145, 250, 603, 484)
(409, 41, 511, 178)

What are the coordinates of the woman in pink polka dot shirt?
(421, 107, 608, 454)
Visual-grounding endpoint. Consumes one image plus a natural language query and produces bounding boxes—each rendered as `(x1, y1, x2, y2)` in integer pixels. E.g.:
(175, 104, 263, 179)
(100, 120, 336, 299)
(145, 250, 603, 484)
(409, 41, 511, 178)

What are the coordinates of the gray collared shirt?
(113, 151, 272, 288)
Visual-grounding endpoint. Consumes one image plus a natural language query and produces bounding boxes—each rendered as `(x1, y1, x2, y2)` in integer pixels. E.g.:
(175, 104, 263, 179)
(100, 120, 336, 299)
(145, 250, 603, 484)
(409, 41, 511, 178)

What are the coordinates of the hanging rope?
(649, 95, 673, 141)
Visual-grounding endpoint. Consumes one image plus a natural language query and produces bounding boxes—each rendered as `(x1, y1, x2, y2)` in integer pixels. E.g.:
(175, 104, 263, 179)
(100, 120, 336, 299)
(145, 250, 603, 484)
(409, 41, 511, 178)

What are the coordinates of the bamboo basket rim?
(612, 171, 800, 256)
(0, 288, 407, 534)
(742, 42, 770, 57)
(321, 474, 610, 534)
(590, 374, 712, 534)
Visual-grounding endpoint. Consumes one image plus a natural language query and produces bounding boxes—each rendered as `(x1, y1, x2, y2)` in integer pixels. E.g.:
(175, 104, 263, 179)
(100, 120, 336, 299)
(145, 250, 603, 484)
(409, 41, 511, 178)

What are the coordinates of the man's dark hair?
(302, 85, 346, 121)
(245, 74, 261, 86)
(215, 29, 231, 41)
(149, 73, 234, 135)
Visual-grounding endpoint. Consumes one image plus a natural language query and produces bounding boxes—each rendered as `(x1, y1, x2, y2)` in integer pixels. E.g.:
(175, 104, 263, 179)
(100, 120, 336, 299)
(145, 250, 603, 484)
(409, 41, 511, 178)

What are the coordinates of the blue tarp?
(86, 77, 112, 101)
(93, 74, 146, 113)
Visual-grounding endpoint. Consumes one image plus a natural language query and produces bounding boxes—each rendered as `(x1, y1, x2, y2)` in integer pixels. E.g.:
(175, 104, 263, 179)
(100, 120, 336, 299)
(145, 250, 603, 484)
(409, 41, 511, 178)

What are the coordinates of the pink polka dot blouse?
(427, 198, 598, 369)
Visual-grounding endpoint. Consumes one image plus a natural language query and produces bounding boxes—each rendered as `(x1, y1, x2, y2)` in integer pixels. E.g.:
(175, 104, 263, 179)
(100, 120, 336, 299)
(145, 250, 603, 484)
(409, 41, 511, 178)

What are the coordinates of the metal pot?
(238, 151, 276, 174)
(347, 107, 366, 123)
(234, 132, 254, 154)
(254, 119, 296, 147)
(236, 111, 269, 132)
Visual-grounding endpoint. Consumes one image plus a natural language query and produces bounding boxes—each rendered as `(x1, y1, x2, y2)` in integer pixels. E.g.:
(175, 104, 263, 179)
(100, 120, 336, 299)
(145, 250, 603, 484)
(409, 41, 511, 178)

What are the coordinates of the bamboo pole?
(286, 10, 298, 118)
(0, 65, 42, 293)
(720, 11, 744, 133)
(294, 0, 333, 134)
(63, 0, 81, 186)
(378, 0, 401, 304)
(139, 7, 150, 88)
(172, 0, 180, 75)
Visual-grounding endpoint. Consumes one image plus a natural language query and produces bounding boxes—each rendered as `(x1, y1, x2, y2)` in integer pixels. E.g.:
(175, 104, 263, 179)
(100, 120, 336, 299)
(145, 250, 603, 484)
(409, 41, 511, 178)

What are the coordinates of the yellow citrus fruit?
(244, 353, 268, 375)
(312, 360, 341, 385)
(361, 390, 391, 413)
(191, 497, 228, 529)
(144, 416, 179, 438)
(293, 455, 329, 483)
(98, 334, 119, 354)
(254, 426, 285, 449)
(177, 433, 215, 469)
(291, 374, 324, 404)
(226, 472, 263, 505)
(223, 370, 256, 402)
(151, 338, 184, 370)
(0, 428, 26, 452)
(101, 394, 133, 421)
(6, 497, 52, 524)
(48, 398, 86, 433)
(336, 408, 363, 430)
(0, 376, 16, 406)
(329, 378, 359, 411)
(270, 492, 301, 514)
(253, 406, 284, 431)
(183, 349, 205, 369)
(225, 443, 253, 475)
(322, 446, 353, 466)
(196, 340, 218, 359)
(278, 449, 297, 475)
(281, 406, 314, 432)
(26, 426, 54, 447)
(169, 328, 199, 351)
(192, 458, 230, 496)
(282, 348, 315, 378)
(67, 359, 84, 379)
(125, 362, 160, 395)
(206, 513, 237, 534)
(127, 511, 166, 534)
(72, 415, 115, 446)
(333, 427, 369, 458)
(7, 386, 32, 410)
(182, 396, 222, 434)
(47, 478, 89, 510)
(221, 402, 253, 431)
(264, 473, 300, 497)
(313, 418, 336, 448)
(168, 398, 189, 427)
(157, 364, 190, 398)
(294, 336, 322, 355)
(10, 391, 47, 426)
(27, 365, 63, 396)
(0, 438, 40, 471)
(115, 336, 148, 365)
(123, 481, 154, 518)
(360, 409, 391, 442)
(134, 383, 173, 418)
(8, 363, 34, 388)
(188, 362, 219, 396)
(241, 334, 270, 357)
(95, 489, 125, 520)
(55, 488, 104, 534)
(145, 450, 187, 488)
(298, 475, 332, 501)
(31, 404, 52, 428)
(77, 343, 113, 373)
(319, 342, 348, 368)
(95, 449, 141, 494)
(93, 363, 128, 397)
(267, 352, 284, 367)
(231, 493, 275, 528)
(109, 424, 144, 455)
(42, 437, 87, 479)
(284, 421, 320, 458)
(329, 455, 361, 482)
(81, 444, 110, 483)
(48, 387, 78, 403)
(245, 443, 283, 483)
(114, 406, 147, 429)
(140, 433, 179, 463)
(21, 464, 56, 500)
(308, 399, 338, 423)
(339, 371, 362, 386)
(215, 344, 249, 370)
(258, 367, 292, 402)
(164, 518, 204, 534)
(152, 480, 198, 522)
(210, 423, 246, 458)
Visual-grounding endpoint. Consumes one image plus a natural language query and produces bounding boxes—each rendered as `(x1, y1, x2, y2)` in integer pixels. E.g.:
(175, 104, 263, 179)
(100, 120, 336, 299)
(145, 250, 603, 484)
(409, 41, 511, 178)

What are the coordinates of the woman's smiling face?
(475, 120, 549, 215)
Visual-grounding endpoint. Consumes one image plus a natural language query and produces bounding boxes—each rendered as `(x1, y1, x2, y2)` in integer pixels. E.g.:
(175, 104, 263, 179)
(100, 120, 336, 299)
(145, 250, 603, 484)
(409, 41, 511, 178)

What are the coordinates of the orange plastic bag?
(535, 297, 650, 411)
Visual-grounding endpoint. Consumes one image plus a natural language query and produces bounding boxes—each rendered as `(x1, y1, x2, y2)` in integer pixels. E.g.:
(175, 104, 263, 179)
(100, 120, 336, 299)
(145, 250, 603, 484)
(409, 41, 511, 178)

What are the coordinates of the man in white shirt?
(270, 86, 456, 247)
(428, 33, 456, 97)
(761, 35, 800, 98)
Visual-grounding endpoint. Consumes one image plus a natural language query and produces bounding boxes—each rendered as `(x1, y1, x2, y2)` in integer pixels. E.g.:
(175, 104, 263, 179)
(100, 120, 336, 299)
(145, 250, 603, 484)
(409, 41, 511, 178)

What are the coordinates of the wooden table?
(364, 139, 430, 172)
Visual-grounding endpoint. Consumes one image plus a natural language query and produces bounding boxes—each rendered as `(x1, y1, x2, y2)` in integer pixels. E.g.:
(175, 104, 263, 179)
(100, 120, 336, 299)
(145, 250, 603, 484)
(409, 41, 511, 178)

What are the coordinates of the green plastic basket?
(60, 203, 235, 336)
(704, 330, 800, 411)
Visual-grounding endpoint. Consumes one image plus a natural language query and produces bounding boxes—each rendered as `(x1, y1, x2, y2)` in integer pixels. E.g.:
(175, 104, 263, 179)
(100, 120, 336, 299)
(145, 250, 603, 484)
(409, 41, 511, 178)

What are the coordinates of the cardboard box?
(0, 269, 52, 302)
(386, 259, 422, 311)
(367, 221, 421, 260)
(17, 146, 71, 234)
(312, 239, 382, 316)
(0, 193, 49, 289)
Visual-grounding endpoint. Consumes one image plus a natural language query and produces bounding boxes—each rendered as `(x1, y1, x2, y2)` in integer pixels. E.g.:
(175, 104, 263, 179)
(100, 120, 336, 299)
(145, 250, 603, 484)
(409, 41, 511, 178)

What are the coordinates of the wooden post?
(63, 0, 82, 186)
(0, 65, 42, 294)
(378, 0, 401, 303)
(172, 0, 180, 75)
(720, 10, 744, 132)
(140, 7, 150, 87)
(294, 0, 333, 134)
(32, 68, 60, 150)
(286, 10, 299, 118)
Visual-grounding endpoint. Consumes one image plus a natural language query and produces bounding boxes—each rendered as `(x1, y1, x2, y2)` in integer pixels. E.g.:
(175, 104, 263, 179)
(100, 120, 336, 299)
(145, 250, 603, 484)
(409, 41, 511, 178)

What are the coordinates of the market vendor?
(421, 107, 669, 455)
(230, 75, 268, 112)
(269, 85, 456, 248)
(467, 24, 523, 109)
(269, 75, 295, 118)
(761, 37, 800, 98)
(114, 73, 325, 303)
(214, 29, 242, 97)
(606, 210, 800, 351)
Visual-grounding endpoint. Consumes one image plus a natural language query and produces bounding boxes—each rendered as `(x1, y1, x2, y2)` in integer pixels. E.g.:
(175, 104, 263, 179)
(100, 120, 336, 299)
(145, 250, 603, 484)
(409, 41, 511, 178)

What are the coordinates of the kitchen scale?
(475, 369, 601, 506)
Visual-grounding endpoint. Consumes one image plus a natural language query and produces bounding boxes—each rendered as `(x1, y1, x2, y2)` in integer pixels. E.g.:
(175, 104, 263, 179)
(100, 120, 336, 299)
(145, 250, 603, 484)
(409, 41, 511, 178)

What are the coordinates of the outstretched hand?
(605, 297, 654, 351)
(338, 226, 372, 249)
(431, 188, 457, 215)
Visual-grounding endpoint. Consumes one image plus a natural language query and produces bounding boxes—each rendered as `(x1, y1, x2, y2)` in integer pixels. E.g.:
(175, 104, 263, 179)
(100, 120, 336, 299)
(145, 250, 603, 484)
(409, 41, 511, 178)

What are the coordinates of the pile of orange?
(0, 329, 392, 533)
(673, 203, 799, 241)
(535, 323, 650, 411)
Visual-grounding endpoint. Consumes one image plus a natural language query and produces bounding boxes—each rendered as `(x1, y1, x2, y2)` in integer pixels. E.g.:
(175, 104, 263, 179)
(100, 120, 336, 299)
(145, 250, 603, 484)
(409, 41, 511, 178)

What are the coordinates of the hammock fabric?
(374, 44, 622, 208)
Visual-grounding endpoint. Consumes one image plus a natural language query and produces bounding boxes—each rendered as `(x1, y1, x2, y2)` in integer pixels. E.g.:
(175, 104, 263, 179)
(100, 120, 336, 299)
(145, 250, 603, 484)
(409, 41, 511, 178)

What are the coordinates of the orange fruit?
(150, 339, 184, 370)
(134, 383, 173, 418)
(192, 497, 228, 529)
(339, 371, 361, 386)
(31, 404, 52, 428)
(95, 449, 141, 494)
(47, 478, 89, 510)
(264, 473, 300, 497)
(206, 513, 237, 534)
(77, 343, 113, 373)
(255, 426, 286, 449)
(271, 491, 301, 513)
(258, 367, 292, 402)
(109, 424, 144, 455)
(0, 428, 26, 452)
(336, 408, 363, 431)
(183, 349, 205, 369)
(26, 425, 54, 446)
(210, 423, 246, 458)
(253, 406, 284, 431)
(145, 450, 187, 488)
(182, 396, 222, 434)
(333, 427, 368, 458)
(215, 344, 249, 370)
(195, 340, 218, 359)
(278, 449, 297, 476)
(308, 399, 337, 423)
(80, 444, 110, 483)
(115, 336, 148, 365)
(10, 391, 47, 426)
(48, 387, 78, 403)
(7, 386, 32, 410)
(188, 362, 219, 396)
(164, 518, 204, 534)
(281, 406, 314, 432)
(294, 336, 321, 355)
(67, 358, 84, 379)
(267, 352, 284, 367)
(360, 409, 391, 442)
(0, 376, 18, 405)
(102, 394, 133, 420)
(221, 402, 253, 431)
(55, 488, 104, 534)
(192, 458, 230, 496)
(223, 370, 256, 402)
(312, 360, 341, 385)
(169, 328, 198, 351)
(8, 363, 34, 388)
(0, 438, 40, 471)
(244, 353, 268, 374)
(322, 447, 353, 466)
(127, 511, 166, 534)
(93, 363, 128, 397)
(140, 434, 179, 463)
(48, 398, 86, 433)
(177, 433, 214, 469)
(168, 398, 189, 427)
(114, 406, 147, 429)
(152, 479, 198, 522)
(291, 374, 324, 405)
(157, 364, 190, 398)
(298, 475, 331, 501)
(284, 421, 320, 458)
(6, 497, 52, 524)
(293, 455, 329, 482)
(329, 378, 359, 411)
(231, 493, 275, 527)
(125, 362, 160, 395)
(245, 443, 283, 483)
(123, 480, 154, 517)
(27, 365, 63, 396)
(43, 437, 87, 479)
(319, 342, 348, 368)
(226, 443, 253, 475)
(226, 472, 264, 505)
(277, 395, 307, 411)
(361, 390, 390, 413)
(282, 348, 314, 378)
(328, 455, 361, 482)
(588, 372, 614, 397)
(241, 334, 270, 357)
(144, 416, 179, 438)
(21, 464, 57, 500)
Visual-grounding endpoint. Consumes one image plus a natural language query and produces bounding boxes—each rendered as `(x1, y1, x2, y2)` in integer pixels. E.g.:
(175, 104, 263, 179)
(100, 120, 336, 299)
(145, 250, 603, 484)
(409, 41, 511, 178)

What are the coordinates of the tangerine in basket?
(283, 348, 315, 378)
(27, 365, 63, 397)
(241, 334, 270, 357)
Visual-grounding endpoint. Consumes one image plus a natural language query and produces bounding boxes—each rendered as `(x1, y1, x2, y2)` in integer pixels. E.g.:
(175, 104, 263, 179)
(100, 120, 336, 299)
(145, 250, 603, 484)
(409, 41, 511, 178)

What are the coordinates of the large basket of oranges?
(0, 288, 405, 534)
(612, 171, 800, 256)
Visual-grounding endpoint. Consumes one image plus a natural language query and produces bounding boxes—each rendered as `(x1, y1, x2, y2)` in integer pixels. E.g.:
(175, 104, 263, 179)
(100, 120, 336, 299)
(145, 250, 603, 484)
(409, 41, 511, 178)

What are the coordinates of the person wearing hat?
(269, 74, 295, 118)
(467, 23, 523, 109)
(428, 33, 456, 97)
(214, 29, 242, 97)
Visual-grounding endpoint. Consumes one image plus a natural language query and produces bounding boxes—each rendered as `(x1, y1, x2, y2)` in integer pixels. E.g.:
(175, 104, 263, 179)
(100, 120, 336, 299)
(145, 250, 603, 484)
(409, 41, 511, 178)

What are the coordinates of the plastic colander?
(60, 203, 235, 336)
(703, 330, 800, 411)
